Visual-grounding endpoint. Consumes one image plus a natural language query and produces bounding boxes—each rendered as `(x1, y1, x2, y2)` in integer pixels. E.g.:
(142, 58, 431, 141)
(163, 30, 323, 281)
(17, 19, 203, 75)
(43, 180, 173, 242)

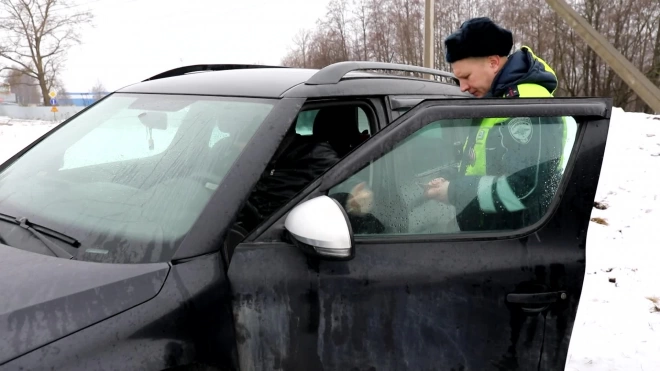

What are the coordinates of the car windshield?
(0, 93, 276, 264)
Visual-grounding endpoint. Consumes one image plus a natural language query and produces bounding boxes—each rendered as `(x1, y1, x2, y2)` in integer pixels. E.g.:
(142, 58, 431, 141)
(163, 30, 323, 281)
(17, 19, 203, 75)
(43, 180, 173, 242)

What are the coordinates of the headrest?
(312, 106, 361, 157)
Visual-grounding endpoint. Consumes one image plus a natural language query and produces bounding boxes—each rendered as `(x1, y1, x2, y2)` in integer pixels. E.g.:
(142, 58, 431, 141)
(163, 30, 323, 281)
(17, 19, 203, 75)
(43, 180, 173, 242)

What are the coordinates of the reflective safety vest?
(462, 83, 574, 176)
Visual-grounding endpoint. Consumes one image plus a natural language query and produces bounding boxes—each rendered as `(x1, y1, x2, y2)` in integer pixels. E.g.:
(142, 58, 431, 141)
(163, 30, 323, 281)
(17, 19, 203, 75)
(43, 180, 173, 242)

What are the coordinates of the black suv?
(0, 62, 611, 371)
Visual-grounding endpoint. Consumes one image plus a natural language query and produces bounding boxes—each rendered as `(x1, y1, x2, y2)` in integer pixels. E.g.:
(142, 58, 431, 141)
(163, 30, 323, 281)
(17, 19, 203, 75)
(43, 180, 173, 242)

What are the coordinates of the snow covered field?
(0, 108, 659, 369)
(565, 107, 660, 371)
(0, 117, 58, 163)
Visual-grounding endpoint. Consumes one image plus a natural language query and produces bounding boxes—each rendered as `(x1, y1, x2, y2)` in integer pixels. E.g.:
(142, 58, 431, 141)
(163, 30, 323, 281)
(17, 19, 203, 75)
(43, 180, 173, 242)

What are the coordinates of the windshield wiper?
(0, 213, 79, 260)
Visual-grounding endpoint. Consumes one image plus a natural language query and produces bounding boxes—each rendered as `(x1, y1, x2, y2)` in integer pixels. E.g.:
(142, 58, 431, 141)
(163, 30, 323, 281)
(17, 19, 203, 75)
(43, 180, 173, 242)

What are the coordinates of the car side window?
(328, 115, 578, 236)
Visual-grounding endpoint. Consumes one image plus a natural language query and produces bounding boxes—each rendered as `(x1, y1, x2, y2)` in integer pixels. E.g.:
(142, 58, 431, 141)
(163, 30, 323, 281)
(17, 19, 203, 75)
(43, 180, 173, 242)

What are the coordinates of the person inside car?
(236, 106, 376, 233)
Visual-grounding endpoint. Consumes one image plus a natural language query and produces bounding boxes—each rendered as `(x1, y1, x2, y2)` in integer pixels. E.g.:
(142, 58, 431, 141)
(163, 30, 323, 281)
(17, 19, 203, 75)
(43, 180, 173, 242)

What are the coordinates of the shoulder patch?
(508, 117, 533, 144)
(476, 129, 485, 140)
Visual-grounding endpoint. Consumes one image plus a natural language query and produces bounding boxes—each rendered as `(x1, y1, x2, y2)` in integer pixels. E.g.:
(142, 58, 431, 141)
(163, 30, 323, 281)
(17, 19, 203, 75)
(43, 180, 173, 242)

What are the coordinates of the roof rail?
(306, 61, 459, 85)
(142, 64, 289, 82)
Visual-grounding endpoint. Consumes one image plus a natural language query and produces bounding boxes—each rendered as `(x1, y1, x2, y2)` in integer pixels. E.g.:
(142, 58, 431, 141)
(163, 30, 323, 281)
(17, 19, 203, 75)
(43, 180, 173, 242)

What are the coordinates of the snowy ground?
(565, 107, 660, 371)
(0, 108, 659, 369)
(0, 116, 59, 163)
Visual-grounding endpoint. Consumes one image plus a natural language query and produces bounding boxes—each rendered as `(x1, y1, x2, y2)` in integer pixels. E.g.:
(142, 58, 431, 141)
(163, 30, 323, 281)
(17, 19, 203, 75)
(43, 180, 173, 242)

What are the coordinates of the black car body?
(0, 62, 612, 370)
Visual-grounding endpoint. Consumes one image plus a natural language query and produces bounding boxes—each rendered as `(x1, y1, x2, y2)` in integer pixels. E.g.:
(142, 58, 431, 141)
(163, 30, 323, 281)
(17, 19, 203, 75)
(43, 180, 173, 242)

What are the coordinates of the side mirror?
(138, 112, 168, 130)
(284, 196, 354, 260)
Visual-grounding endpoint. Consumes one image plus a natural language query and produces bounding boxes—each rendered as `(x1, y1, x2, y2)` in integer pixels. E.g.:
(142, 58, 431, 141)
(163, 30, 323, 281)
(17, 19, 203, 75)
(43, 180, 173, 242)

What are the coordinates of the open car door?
(228, 97, 611, 371)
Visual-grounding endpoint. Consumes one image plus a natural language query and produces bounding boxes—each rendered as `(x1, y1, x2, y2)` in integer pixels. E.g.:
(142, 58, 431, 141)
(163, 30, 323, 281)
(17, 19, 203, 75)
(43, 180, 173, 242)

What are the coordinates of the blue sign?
(50, 98, 57, 105)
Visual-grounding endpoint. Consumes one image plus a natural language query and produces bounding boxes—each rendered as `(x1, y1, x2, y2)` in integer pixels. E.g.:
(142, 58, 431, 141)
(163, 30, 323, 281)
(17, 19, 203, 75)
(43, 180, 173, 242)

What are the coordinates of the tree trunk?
(649, 17, 660, 85)
(39, 78, 49, 107)
(34, 55, 50, 106)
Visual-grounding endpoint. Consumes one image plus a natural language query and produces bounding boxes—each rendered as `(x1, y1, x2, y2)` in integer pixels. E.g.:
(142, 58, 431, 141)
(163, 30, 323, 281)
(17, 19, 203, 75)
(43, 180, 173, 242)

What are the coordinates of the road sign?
(50, 98, 57, 106)
(51, 106, 58, 113)
(49, 91, 57, 98)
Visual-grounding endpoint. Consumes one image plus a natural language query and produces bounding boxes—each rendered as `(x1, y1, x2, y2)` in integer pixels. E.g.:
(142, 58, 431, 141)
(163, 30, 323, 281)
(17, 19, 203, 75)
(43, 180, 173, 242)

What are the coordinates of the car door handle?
(507, 291, 567, 305)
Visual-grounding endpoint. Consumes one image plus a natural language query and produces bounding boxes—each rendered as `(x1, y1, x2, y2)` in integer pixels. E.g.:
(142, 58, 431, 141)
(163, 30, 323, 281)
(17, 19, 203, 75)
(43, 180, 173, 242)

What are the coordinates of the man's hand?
(424, 177, 450, 203)
(346, 182, 374, 215)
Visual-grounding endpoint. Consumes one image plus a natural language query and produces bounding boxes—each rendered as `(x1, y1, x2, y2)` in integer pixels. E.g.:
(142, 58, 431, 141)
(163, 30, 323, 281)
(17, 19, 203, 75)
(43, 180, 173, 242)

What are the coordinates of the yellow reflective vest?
(463, 83, 570, 176)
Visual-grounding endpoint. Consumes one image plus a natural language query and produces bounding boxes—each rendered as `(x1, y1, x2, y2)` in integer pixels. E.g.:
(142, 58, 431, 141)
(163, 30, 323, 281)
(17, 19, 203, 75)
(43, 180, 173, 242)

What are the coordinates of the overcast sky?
(60, 0, 331, 92)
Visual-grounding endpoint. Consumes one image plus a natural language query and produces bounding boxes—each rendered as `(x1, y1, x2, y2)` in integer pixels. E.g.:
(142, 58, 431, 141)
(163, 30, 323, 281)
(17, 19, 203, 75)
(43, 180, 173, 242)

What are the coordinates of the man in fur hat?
(424, 17, 572, 232)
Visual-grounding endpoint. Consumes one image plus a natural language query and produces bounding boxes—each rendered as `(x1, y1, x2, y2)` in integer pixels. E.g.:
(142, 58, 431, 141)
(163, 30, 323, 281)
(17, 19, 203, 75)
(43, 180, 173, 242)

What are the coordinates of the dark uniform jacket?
(448, 47, 566, 231)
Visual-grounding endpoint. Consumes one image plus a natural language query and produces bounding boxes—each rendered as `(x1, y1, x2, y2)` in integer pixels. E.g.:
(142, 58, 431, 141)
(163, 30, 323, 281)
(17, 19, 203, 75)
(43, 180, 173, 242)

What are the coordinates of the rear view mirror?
(138, 112, 168, 130)
(284, 196, 354, 260)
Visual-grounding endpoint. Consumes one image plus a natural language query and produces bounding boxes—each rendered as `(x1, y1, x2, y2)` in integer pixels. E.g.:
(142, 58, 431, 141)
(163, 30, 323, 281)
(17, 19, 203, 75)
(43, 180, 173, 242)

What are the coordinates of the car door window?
(328, 114, 578, 236)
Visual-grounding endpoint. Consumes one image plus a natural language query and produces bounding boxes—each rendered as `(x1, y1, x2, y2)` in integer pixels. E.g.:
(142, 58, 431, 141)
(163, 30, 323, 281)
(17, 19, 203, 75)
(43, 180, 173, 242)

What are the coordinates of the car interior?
(229, 103, 374, 242)
(378, 118, 471, 235)
(330, 116, 473, 236)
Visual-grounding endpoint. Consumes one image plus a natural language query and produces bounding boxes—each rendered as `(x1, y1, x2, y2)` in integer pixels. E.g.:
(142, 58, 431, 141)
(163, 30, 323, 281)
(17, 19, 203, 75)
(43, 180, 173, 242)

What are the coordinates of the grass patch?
(591, 217, 609, 225)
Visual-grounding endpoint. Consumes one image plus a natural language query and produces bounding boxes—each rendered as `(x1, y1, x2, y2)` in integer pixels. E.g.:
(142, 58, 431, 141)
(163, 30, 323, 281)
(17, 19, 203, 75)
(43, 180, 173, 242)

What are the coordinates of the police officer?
(424, 17, 570, 231)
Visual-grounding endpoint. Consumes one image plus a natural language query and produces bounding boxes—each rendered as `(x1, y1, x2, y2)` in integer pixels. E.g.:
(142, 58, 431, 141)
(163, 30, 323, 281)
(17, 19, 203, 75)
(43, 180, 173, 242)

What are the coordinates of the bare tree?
(327, 0, 351, 61)
(0, 0, 93, 106)
(293, 29, 311, 67)
(90, 79, 105, 100)
(650, 19, 660, 85)
(353, 0, 370, 60)
(280, 0, 660, 111)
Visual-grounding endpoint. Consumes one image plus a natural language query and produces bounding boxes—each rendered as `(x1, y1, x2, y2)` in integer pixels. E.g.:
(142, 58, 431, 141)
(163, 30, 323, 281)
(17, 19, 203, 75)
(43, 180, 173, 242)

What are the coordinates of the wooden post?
(424, 0, 435, 79)
(545, 0, 660, 113)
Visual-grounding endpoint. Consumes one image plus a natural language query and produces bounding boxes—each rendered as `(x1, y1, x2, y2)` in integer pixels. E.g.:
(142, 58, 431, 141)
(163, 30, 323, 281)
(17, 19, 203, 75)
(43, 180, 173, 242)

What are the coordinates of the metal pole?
(424, 0, 434, 79)
(545, 0, 660, 113)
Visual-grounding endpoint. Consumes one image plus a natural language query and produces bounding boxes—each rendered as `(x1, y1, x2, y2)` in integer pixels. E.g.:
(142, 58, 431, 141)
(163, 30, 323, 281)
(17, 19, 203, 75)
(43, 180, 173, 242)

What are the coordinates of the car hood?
(0, 244, 169, 365)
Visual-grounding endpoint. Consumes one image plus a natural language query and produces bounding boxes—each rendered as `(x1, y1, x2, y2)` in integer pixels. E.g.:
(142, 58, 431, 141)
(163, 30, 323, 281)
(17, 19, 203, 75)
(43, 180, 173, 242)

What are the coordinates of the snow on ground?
(0, 116, 59, 163)
(565, 107, 660, 371)
(0, 108, 659, 369)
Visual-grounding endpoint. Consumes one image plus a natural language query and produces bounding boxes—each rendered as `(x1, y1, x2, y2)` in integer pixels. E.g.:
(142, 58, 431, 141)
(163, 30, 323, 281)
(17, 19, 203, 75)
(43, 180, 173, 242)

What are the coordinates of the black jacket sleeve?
(447, 116, 565, 231)
(237, 139, 342, 231)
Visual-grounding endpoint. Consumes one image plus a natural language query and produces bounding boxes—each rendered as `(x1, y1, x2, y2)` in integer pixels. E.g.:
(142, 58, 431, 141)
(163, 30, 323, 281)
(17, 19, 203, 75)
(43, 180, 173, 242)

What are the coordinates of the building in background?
(0, 89, 110, 107)
(57, 92, 109, 107)
(3, 70, 109, 107)
(0, 83, 18, 105)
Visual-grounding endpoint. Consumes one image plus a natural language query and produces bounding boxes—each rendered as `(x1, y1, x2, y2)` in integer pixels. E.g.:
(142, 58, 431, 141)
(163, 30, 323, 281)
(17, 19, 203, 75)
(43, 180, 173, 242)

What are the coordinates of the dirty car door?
(228, 98, 612, 371)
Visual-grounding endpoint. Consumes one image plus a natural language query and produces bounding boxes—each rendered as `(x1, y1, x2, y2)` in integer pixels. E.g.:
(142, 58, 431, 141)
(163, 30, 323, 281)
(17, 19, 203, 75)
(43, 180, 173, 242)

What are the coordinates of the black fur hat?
(444, 17, 513, 63)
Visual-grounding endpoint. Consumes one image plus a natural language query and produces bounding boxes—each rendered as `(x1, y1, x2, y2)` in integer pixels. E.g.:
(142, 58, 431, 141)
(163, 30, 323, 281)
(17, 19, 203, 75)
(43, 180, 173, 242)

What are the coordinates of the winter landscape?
(1, 107, 658, 370)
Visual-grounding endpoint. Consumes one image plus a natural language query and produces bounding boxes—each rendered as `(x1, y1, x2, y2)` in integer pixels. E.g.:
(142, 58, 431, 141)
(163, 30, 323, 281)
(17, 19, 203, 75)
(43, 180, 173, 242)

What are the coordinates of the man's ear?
(486, 55, 503, 70)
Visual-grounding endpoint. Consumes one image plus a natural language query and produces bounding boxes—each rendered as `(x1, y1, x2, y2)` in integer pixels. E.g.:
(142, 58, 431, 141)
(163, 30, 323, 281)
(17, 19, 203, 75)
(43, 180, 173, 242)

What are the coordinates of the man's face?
(451, 56, 504, 97)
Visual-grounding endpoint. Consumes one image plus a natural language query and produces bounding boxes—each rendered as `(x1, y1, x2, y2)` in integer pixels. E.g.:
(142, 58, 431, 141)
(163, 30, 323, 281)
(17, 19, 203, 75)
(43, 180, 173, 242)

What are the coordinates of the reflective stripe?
(496, 176, 526, 211)
(477, 176, 497, 212)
